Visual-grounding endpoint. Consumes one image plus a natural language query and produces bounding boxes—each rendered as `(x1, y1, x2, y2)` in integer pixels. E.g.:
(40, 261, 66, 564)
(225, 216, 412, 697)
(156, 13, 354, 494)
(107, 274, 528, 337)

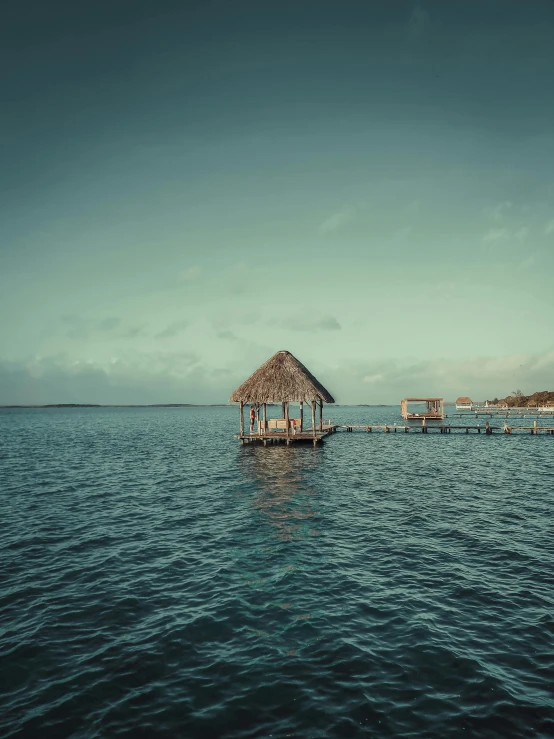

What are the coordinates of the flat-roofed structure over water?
(229, 350, 336, 445)
(401, 397, 444, 421)
(456, 396, 473, 410)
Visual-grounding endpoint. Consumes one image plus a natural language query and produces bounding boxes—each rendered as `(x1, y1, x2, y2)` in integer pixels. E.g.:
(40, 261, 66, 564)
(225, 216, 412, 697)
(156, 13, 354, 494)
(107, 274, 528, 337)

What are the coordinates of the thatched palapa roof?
(456, 396, 472, 404)
(229, 350, 335, 403)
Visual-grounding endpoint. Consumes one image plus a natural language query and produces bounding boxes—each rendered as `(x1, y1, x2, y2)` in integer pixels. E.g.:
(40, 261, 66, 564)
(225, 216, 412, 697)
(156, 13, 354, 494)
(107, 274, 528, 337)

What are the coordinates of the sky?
(1, 0, 554, 405)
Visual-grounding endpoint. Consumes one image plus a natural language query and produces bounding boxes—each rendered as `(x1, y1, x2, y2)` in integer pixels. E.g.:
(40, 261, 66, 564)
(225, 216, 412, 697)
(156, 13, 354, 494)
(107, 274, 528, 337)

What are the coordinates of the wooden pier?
(338, 420, 554, 435)
(449, 409, 554, 418)
(230, 352, 554, 447)
(238, 420, 554, 445)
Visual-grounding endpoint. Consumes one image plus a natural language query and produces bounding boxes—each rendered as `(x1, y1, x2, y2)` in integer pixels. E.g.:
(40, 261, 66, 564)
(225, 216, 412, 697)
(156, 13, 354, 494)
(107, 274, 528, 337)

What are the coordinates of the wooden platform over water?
(238, 425, 338, 445)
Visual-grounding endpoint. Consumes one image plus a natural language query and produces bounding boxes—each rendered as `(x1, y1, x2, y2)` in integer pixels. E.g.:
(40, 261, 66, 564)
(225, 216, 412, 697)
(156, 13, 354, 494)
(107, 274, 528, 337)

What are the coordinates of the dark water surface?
(1, 406, 553, 738)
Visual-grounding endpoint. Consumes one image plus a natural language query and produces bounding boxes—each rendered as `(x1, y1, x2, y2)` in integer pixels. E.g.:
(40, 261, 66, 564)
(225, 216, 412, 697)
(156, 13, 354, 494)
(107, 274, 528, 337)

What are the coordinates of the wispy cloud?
(179, 265, 202, 282)
(60, 315, 148, 340)
(362, 374, 384, 384)
(482, 228, 510, 246)
(408, 5, 431, 37)
(120, 325, 147, 339)
(276, 315, 341, 332)
(515, 226, 529, 241)
(483, 201, 513, 222)
(518, 255, 535, 269)
(155, 320, 189, 340)
(216, 329, 239, 341)
(324, 350, 554, 404)
(319, 206, 355, 235)
(97, 317, 121, 331)
(482, 226, 529, 248)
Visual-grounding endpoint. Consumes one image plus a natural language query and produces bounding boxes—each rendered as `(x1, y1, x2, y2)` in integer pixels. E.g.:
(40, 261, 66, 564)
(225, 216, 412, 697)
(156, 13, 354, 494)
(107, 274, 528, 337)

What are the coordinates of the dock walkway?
(338, 423, 554, 435)
(238, 421, 554, 444)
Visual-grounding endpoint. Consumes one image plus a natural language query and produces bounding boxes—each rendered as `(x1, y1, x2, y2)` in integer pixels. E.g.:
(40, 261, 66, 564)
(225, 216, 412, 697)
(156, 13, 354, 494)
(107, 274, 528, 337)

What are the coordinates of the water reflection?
(239, 446, 323, 541)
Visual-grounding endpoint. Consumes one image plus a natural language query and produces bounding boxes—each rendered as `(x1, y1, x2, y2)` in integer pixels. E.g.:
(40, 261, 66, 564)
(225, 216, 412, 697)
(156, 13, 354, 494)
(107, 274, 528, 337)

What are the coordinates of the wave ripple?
(1, 406, 553, 738)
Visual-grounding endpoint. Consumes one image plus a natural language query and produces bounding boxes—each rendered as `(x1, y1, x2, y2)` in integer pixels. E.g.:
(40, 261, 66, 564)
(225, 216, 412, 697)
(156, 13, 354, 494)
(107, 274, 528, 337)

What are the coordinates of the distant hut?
(229, 350, 335, 445)
(401, 397, 444, 420)
(455, 396, 473, 411)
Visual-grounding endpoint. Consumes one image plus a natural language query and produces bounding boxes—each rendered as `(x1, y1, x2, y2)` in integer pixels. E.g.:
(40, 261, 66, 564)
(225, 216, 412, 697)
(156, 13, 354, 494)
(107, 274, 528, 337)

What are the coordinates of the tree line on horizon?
(486, 390, 554, 408)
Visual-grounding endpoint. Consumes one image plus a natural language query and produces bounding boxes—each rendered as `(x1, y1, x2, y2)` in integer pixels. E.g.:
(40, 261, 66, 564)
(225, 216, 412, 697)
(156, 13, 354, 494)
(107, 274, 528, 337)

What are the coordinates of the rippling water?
(1, 406, 553, 738)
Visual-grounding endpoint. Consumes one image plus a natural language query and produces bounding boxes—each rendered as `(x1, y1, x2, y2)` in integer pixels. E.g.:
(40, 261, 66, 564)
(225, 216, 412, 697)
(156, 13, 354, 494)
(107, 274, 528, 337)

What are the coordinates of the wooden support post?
(533, 420, 537, 435)
(263, 403, 267, 434)
(285, 401, 290, 440)
(311, 401, 316, 440)
(300, 401, 303, 432)
(422, 418, 426, 434)
(239, 401, 244, 437)
(405, 427, 409, 433)
(385, 426, 390, 433)
(319, 400, 323, 431)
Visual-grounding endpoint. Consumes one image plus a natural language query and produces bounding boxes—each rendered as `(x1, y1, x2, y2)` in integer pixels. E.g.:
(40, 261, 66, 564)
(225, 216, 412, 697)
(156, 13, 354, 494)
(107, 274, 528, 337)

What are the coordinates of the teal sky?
(1, 0, 553, 404)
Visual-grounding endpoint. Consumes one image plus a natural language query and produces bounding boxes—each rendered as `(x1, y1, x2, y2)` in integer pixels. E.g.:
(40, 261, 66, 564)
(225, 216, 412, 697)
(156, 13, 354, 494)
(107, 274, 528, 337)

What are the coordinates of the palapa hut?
(229, 350, 335, 445)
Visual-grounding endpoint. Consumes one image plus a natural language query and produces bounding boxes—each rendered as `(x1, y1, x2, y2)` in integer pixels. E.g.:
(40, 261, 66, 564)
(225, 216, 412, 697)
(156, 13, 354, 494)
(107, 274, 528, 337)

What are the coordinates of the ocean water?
(1, 406, 553, 738)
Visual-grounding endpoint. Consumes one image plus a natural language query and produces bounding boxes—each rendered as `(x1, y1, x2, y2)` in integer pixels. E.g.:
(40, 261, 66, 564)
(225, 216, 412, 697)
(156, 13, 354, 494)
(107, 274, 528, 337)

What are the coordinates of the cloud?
(179, 266, 202, 281)
(319, 206, 355, 235)
(482, 226, 528, 248)
(97, 317, 121, 331)
(3, 348, 554, 407)
(362, 374, 384, 384)
(216, 330, 239, 341)
(396, 225, 413, 239)
(483, 201, 513, 222)
(120, 325, 148, 339)
(155, 320, 189, 340)
(60, 315, 143, 340)
(514, 226, 529, 241)
(408, 5, 431, 37)
(0, 352, 230, 406)
(482, 228, 510, 246)
(323, 350, 554, 404)
(518, 256, 535, 269)
(277, 315, 342, 332)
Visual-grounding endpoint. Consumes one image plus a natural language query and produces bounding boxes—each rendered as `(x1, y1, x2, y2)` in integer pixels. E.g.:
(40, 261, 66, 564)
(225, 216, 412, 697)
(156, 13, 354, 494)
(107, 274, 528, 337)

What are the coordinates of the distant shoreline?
(1, 403, 397, 409)
(0, 404, 231, 409)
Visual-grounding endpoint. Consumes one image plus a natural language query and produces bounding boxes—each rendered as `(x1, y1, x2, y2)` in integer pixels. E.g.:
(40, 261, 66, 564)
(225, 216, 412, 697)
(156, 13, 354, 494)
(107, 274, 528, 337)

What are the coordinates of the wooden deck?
(238, 425, 338, 445)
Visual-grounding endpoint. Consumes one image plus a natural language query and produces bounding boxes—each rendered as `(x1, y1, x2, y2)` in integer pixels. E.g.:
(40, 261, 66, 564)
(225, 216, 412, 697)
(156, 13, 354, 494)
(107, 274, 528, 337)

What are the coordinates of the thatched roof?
(456, 396, 472, 404)
(229, 350, 335, 403)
